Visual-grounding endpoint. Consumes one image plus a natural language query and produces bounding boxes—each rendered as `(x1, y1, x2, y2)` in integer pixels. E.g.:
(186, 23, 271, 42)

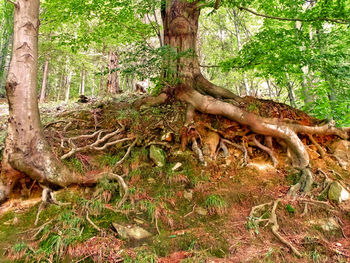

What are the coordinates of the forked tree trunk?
(107, 50, 121, 94)
(39, 56, 49, 103)
(0, 0, 79, 203)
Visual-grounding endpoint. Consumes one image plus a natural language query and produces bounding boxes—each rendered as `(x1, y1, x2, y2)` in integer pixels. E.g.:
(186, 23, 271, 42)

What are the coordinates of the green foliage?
(285, 204, 296, 214)
(62, 157, 84, 173)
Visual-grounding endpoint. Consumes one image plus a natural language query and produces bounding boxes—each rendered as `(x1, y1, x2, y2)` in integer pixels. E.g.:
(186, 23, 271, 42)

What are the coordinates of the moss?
(62, 157, 84, 173)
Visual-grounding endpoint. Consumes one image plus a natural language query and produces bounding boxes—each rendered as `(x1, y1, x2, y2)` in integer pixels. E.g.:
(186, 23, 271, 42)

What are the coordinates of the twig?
(184, 204, 197, 218)
(32, 220, 53, 239)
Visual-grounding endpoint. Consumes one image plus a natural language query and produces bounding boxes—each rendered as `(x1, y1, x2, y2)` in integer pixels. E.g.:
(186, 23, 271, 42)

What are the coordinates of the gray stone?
(112, 223, 152, 240)
(309, 218, 340, 232)
(328, 181, 350, 203)
(150, 145, 166, 167)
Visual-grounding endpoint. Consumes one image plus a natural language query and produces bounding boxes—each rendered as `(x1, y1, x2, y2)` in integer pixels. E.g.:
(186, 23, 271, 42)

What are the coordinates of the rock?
(309, 218, 340, 232)
(112, 223, 152, 240)
(195, 206, 208, 216)
(150, 145, 166, 167)
(330, 140, 350, 169)
(184, 190, 193, 201)
(172, 162, 182, 172)
(328, 181, 350, 203)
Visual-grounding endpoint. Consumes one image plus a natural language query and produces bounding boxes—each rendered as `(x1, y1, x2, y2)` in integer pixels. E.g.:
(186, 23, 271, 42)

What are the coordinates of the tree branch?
(239, 6, 349, 24)
(6, 0, 18, 7)
(214, 0, 221, 9)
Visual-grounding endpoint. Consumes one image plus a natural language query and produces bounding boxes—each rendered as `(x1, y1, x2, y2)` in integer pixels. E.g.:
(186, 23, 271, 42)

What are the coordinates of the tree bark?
(107, 50, 121, 94)
(39, 56, 49, 103)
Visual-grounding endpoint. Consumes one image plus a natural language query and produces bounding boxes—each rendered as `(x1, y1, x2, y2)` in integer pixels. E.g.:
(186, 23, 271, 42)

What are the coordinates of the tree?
(0, 0, 82, 203)
(157, 0, 349, 195)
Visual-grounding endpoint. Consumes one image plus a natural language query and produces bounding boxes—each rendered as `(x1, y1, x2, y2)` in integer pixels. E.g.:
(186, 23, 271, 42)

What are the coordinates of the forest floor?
(0, 93, 349, 263)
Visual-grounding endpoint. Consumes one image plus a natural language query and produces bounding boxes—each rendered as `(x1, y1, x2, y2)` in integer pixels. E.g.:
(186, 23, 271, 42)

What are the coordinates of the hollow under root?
(287, 168, 314, 198)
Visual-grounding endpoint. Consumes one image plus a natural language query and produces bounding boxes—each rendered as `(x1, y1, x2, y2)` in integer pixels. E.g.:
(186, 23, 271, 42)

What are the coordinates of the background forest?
(1, 0, 350, 125)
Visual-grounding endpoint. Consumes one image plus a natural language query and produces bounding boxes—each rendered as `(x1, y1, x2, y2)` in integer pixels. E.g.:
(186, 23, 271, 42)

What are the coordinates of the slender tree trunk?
(0, 0, 76, 203)
(39, 56, 49, 103)
(81, 69, 85, 96)
(65, 71, 72, 103)
(107, 50, 121, 94)
(57, 72, 64, 101)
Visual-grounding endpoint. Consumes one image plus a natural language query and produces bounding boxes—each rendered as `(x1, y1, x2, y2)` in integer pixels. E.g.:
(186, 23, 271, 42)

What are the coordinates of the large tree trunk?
(107, 50, 121, 94)
(160, 0, 349, 196)
(39, 56, 49, 103)
(0, 0, 80, 203)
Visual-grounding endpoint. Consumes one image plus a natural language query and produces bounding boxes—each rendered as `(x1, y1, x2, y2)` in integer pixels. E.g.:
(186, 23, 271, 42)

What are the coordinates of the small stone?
(184, 190, 193, 201)
(112, 223, 152, 240)
(161, 132, 174, 142)
(309, 218, 340, 232)
(172, 162, 182, 172)
(150, 145, 166, 167)
(328, 181, 349, 203)
(195, 206, 208, 216)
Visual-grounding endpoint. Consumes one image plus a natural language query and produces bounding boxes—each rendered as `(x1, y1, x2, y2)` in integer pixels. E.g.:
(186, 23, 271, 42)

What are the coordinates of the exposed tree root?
(287, 168, 314, 197)
(192, 137, 206, 165)
(270, 199, 302, 257)
(86, 211, 101, 232)
(308, 134, 325, 158)
(61, 127, 133, 160)
(115, 138, 138, 166)
(251, 135, 278, 167)
(250, 199, 302, 257)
